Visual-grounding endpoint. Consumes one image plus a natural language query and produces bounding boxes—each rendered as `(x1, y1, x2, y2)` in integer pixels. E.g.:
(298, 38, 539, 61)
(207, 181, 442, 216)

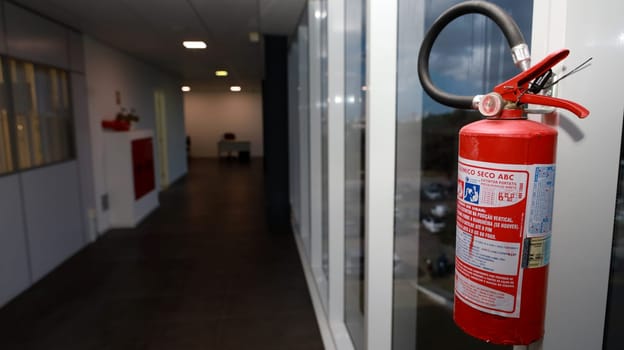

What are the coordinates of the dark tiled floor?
(0, 159, 324, 350)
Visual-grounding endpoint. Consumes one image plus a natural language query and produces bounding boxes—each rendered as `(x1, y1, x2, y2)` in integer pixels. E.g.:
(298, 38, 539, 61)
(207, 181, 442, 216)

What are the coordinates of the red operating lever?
(493, 49, 589, 118)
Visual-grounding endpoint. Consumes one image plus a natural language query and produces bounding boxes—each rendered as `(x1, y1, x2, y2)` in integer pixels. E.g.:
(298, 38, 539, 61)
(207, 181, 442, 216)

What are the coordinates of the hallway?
(0, 159, 323, 350)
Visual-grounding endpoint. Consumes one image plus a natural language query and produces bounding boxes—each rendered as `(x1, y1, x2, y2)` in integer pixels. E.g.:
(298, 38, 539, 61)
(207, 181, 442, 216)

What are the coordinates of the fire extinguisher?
(417, 1, 589, 346)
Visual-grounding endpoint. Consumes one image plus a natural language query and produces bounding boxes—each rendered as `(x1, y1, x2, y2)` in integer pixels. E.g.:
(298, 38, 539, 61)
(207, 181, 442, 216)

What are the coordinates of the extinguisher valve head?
(478, 93, 504, 117)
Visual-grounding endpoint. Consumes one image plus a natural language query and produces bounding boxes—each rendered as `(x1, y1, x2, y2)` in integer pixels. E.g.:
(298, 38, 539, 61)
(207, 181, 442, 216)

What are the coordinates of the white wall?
(184, 91, 263, 157)
(532, 0, 624, 349)
(84, 36, 188, 233)
(22, 162, 84, 281)
(0, 175, 30, 306)
(0, 2, 87, 307)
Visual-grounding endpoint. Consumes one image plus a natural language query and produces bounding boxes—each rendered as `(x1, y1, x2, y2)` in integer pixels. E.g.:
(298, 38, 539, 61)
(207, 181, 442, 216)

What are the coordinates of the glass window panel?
(10, 59, 74, 170)
(604, 120, 624, 349)
(288, 41, 301, 235)
(320, 0, 330, 281)
(11, 60, 39, 168)
(35, 67, 73, 163)
(298, 7, 311, 254)
(393, 0, 533, 349)
(344, 0, 366, 348)
(0, 58, 14, 174)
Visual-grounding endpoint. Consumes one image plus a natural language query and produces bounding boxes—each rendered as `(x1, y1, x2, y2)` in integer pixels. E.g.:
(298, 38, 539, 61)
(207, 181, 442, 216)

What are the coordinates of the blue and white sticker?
(527, 165, 555, 237)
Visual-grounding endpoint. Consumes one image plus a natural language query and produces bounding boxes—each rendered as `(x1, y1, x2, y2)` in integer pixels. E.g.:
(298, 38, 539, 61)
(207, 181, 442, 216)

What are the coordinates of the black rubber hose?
(417, 0, 527, 109)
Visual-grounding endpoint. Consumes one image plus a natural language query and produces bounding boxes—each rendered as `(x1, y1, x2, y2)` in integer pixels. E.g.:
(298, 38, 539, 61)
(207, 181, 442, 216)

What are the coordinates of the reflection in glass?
(344, 0, 366, 348)
(393, 0, 533, 348)
(604, 121, 624, 349)
(10, 59, 73, 169)
(0, 58, 14, 174)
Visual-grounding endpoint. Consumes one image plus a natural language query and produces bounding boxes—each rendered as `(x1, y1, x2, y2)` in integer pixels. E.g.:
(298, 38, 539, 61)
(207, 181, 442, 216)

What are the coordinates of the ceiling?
(13, 0, 306, 91)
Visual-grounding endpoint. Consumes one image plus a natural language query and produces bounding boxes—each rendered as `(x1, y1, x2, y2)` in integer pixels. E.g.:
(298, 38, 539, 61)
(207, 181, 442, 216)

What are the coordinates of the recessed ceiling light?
(181, 86, 191, 92)
(215, 70, 228, 77)
(182, 41, 206, 49)
(230, 86, 242, 92)
(249, 32, 260, 43)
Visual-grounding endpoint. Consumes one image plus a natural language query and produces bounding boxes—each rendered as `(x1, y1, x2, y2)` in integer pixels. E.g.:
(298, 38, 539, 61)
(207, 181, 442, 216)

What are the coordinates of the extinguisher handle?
(493, 48, 590, 119)
(519, 94, 589, 119)
(418, 0, 529, 110)
(499, 49, 570, 89)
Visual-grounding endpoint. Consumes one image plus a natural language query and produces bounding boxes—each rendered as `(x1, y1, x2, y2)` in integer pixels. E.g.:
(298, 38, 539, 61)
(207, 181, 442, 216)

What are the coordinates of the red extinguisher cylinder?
(415, 2, 588, 344)
(454, 118, 557, 345)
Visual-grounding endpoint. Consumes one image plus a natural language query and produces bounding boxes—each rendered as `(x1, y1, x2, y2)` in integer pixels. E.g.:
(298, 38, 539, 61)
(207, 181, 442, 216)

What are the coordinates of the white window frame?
(364, 0, 398, 349)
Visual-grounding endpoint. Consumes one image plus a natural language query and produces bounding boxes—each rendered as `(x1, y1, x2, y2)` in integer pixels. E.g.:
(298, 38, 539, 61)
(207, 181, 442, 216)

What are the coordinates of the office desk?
(218, 140, 251, 158)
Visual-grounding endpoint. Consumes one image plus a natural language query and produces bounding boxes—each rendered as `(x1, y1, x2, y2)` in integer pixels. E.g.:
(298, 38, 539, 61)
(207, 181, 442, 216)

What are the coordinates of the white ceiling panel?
(12, 0, 306, 87)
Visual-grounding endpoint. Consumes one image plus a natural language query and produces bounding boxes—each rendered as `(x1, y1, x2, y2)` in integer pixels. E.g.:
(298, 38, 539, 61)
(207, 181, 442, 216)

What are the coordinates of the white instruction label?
(455, 157, 554, 318)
